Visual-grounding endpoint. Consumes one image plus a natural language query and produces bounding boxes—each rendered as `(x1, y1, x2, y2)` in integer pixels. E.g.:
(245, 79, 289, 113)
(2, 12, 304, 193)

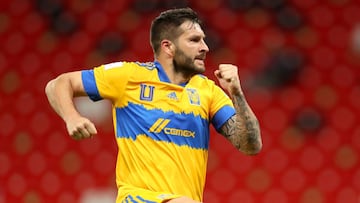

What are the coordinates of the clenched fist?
(214, 64, 242, 95)
(65, 116, 97, 140)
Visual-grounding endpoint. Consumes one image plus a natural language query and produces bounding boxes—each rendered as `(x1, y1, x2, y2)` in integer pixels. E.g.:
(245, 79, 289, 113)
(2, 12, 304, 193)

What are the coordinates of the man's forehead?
(179, 21, 204, 35)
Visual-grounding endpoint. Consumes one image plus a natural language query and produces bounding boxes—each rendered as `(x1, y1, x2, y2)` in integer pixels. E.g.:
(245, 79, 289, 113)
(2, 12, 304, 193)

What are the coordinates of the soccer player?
(45, 7, 262, 203)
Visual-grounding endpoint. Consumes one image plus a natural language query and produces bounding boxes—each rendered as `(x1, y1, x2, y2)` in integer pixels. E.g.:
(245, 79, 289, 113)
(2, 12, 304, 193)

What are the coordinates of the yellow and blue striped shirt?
(81, 61, 235, 202)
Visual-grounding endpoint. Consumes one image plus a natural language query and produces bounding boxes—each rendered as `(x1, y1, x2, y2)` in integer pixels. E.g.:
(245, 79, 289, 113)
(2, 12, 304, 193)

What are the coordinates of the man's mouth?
(195, 58, 205, 66)
(195, 55, 206, 61)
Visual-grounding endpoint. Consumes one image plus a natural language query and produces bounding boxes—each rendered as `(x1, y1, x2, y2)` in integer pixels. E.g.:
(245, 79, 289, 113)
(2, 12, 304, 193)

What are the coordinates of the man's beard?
(173, 47, 205, 75)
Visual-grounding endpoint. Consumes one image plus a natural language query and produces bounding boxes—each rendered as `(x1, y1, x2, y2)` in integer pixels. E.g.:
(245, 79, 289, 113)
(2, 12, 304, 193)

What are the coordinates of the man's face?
(172, 21, 209, 74)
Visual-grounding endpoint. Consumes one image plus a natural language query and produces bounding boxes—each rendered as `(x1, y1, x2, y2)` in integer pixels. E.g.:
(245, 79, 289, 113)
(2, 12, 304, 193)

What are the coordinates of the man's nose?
(201, 40, 209, 52)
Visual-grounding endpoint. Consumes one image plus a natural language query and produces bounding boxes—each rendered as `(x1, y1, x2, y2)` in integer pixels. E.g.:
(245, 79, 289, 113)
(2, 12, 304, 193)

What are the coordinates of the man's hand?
(214, 64, 242, 95)
(65, 116, 97, 140)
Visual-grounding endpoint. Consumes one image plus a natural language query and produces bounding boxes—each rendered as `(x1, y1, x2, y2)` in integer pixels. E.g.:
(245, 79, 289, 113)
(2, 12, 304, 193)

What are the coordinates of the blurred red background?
(1, 0, 360, 202)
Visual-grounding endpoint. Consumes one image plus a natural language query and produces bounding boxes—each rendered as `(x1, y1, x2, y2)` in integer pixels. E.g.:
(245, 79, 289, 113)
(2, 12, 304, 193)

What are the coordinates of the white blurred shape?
(74, 97, 111, 125)
(80, 188, 116, 203)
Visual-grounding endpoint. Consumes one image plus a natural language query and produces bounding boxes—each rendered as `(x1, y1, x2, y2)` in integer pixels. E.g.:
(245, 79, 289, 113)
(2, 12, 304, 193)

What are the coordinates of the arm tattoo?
(220, 93, 262, 155)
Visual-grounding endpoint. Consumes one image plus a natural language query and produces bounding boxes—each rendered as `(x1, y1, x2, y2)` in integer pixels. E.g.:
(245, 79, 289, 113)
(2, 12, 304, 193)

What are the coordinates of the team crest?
(186, 88, 200, 106)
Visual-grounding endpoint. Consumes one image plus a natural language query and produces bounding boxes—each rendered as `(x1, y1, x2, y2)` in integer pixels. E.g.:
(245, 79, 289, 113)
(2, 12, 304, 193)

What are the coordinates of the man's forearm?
(221, 92, 262, 155)
(45, 75, 80, 122)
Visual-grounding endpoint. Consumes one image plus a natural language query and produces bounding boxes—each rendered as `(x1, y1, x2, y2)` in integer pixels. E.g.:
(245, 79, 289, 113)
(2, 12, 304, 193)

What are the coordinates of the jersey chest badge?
(186, 88, 200, 106)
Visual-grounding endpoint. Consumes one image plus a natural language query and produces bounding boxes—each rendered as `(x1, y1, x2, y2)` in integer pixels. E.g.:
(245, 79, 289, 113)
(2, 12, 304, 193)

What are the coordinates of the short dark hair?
(150, 8, 201, 55)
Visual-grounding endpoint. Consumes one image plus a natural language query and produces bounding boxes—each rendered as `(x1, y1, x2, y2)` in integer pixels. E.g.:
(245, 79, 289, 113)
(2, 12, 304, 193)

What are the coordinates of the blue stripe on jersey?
(211, 105, 236, 132)
(128, 195, 138, 203)
(136, 195, 157, 203)
(115, 102, 210, 149)
(81, 70, 103, 101)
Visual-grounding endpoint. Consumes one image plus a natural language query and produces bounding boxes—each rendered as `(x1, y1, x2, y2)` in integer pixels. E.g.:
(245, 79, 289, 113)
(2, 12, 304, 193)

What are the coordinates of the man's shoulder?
(134, 62, 156, 70)
(102, 61, 156, 70)
(191, 74, 215, 86)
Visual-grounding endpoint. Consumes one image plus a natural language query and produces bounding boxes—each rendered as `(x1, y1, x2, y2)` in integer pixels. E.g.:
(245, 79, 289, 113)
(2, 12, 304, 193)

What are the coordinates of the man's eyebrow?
(187, 33, 206, 40)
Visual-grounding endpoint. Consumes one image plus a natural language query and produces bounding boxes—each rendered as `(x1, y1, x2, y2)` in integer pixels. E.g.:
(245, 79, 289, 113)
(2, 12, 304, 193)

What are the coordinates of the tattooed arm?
(220, 94, 262, 155)
(214, 64, 262, 155)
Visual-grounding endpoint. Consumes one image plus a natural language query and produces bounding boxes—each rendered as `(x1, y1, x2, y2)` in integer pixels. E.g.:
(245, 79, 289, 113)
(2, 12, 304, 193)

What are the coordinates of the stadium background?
(1, 0, 360, 202)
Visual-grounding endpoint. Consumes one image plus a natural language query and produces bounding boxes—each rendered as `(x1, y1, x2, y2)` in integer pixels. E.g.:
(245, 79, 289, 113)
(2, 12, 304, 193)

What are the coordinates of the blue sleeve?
(211, 105, 236, 132)
(81, 70, 103, 101)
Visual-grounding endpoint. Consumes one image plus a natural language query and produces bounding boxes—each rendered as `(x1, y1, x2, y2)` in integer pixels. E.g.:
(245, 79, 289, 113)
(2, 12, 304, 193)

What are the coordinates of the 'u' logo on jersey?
(140, 84, 154, 101)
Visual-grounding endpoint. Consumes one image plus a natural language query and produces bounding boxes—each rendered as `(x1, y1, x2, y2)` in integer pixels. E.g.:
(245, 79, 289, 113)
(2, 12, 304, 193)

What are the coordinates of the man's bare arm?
(219, 93, 262, 155)
(214, 64, 262, 155)
(45, 71, 97, 139)
(45, 72, 85, 119)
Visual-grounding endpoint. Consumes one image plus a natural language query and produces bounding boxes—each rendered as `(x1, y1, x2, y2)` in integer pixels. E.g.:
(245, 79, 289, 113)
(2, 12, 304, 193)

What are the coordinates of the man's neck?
(156, 60, 193, 85)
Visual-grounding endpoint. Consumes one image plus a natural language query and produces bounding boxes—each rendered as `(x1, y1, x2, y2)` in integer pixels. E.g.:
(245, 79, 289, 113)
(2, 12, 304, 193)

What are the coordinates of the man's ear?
(161, 39, 175, 57)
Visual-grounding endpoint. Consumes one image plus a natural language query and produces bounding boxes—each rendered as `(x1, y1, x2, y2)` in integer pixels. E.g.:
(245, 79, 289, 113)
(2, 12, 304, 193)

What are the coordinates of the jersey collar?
(154, 61, 188, 87)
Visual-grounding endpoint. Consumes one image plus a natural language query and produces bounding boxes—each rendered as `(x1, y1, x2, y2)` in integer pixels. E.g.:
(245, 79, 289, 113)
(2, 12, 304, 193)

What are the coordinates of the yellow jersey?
(81, 61, 235, 202)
